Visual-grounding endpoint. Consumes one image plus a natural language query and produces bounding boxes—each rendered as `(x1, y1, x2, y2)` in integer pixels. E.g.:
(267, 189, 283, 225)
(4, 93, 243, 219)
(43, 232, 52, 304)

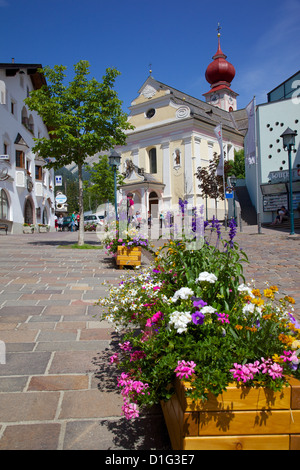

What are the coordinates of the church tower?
(203, 26, 238, 111)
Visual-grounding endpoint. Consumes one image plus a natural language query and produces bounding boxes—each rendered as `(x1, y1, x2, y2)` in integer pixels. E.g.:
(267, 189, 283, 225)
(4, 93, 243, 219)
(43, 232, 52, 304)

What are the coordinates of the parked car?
(84, 214, 104, 226)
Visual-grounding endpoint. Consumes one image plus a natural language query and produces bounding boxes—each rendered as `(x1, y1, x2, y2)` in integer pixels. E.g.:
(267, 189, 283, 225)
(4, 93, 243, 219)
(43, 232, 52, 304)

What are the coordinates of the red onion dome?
(205, 37, 235, 87)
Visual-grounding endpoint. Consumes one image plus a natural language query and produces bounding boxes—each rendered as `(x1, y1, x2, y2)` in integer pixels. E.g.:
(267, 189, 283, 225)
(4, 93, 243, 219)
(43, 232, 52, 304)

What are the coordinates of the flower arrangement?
(84, 222, 97, 232)
(104, 225, 149, 257)
(98, 218, 300, 421)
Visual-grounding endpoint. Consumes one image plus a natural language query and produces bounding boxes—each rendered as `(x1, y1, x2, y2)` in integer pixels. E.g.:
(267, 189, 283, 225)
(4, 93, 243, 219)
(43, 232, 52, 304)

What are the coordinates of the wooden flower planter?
(116, 246, 141, 269)
(161, 377, 300, 450)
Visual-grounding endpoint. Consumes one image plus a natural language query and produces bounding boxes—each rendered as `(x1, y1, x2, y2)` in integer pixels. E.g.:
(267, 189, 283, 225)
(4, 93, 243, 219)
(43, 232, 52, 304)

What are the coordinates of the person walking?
(58, 215, 63, 231)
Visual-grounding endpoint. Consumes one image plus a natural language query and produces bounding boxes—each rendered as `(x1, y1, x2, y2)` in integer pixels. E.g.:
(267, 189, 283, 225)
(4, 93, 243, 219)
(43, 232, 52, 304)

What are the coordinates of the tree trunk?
(77, 162, 85, 246)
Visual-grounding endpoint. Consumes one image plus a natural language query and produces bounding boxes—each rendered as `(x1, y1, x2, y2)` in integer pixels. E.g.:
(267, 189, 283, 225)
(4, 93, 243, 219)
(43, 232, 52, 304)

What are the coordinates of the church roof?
(145, 76, 248, 136)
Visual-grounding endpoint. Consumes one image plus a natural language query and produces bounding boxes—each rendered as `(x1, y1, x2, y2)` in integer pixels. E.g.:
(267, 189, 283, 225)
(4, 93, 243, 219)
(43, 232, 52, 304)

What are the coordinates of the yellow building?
(117, 34, 248, 223)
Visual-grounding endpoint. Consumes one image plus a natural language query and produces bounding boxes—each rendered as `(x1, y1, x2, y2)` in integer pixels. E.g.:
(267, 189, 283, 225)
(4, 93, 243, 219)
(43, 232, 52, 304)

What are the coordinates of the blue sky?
(1, 0, 300, 112)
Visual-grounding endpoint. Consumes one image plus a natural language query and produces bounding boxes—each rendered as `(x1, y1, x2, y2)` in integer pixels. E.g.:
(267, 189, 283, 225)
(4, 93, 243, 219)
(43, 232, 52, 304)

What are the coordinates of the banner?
(245, 98, 256, 165)
(214, 124, 224, 176)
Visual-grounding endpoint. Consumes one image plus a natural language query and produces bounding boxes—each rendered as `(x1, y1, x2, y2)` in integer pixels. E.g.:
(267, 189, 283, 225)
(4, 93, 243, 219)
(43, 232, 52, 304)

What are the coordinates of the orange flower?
(235, 325, 243, 330)
(252, 288, 261, 297)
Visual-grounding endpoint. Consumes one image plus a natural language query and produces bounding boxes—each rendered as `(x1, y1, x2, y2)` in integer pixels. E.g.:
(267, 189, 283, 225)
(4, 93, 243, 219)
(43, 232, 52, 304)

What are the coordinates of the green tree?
(227, 149, 245, 179)
(25, 60, 133, 245)
(84, 155, 124, 208)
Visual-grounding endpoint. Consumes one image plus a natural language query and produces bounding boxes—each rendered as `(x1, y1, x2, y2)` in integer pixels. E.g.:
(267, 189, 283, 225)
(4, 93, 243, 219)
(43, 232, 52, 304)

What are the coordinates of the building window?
(16, 150, 25, 168)
(149, 148, 157, 174)
(35, 165, 42, 180)
(11, 100, 15, 115)
(0, 189, 9, 219)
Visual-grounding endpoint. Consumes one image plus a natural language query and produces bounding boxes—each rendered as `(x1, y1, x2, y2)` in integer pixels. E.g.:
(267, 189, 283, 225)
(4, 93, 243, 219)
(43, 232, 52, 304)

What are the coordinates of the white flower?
(196, 272, 217, 283)
(168, 310, 192, 334)
(242, 303, 255, 314)
(200, 306, 216, 314)
(238, 283, 254, 297)
(171, 287, 194, 302)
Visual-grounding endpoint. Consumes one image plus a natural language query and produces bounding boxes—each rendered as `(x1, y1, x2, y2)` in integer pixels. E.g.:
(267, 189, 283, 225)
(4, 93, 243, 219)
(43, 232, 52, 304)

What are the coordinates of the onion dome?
(205, 34, 235, 88)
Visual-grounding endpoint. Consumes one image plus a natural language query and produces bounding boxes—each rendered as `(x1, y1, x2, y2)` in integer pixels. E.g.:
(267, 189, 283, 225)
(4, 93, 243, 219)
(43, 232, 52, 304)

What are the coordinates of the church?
(116, 31, 248, 224)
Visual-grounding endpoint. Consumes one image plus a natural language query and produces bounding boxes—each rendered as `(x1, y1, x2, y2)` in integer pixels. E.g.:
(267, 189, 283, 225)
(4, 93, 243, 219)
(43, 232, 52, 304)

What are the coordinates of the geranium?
(174, 360, 196, 379)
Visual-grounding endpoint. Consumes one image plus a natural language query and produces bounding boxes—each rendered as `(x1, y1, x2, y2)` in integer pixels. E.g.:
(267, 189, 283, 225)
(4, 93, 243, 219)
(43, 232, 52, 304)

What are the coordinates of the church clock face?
(211, 93, 219, 103)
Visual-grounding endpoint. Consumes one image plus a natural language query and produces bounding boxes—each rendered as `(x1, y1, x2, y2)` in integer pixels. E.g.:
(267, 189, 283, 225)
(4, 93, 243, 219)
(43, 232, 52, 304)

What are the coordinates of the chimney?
(12, 58, 15, 64)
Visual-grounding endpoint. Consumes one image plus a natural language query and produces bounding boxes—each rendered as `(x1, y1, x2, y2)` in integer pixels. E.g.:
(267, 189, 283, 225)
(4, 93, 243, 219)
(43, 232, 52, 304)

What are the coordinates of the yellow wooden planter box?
(116, 246, 141, 269)
(161, 377, 300, 450)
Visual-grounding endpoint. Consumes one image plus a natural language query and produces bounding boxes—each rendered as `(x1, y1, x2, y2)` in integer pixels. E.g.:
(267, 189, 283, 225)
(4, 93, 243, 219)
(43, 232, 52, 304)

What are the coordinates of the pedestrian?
(58, 215, 63, 231)
(71, 212, 76, 232)
(54, 215, 58, 231)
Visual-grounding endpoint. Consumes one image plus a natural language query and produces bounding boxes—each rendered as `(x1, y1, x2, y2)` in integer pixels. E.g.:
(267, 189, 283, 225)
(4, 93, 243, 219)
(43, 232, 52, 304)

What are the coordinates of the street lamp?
(109, 149, 121, 220)
(280, 128, 298, 235)
(230, 174, 237, 221)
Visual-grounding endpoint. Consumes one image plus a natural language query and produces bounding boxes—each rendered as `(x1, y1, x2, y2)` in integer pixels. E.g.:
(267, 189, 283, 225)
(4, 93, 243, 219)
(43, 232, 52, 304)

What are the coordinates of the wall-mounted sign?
(268, 169, 300, 183)
(55, 175, 62, 186)
(0, 155, 9, 161)
(263, 194, 288, 212)
(55, 193, 67, 204)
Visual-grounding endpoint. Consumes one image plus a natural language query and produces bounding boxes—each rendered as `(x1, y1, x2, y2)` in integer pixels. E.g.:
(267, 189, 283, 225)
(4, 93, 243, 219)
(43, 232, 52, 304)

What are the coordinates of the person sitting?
(271, 206, 289, 225)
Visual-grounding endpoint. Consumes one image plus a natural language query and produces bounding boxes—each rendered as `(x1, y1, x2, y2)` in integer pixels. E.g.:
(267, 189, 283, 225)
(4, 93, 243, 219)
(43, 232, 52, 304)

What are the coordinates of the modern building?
(116, 32, 248, 223)
(245, 71, 300, 225)
(0, 62, 55, 233)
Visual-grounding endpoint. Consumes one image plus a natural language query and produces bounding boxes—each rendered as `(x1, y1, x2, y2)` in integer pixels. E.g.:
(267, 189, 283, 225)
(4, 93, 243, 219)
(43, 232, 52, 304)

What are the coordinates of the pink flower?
(110, 353, 119, 364)
(174, 360, 196, 379)
(119, 341, 132, 352)
(216, 313, 230, 324)
(145, 311, 163, 327)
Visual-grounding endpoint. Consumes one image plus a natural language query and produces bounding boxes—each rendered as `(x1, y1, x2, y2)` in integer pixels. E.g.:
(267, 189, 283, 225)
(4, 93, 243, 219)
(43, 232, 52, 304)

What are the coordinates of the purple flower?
(192, 311, 205, 325)
(193, 298, 207, 309)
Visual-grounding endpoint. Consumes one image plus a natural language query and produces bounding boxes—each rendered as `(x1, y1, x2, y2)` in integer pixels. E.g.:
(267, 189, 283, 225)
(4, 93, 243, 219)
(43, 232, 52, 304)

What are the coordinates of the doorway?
(24, 198, 34, 225)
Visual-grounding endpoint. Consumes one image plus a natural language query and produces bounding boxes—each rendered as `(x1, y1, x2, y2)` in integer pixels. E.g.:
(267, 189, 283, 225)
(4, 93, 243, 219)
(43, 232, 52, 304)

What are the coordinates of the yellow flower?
(278, 333, 294, 347)
(264, 288, 274, 299)
(252, 288, 261, 297)
(284, 295, 295, 304)
(251, 298, 264, 307)
(270, 285, 278, 292)
(273, 354, 283, 363)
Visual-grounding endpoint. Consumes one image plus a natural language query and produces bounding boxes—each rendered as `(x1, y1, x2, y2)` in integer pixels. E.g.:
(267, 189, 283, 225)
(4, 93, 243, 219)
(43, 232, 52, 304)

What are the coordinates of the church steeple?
(203, 25, 238, 112)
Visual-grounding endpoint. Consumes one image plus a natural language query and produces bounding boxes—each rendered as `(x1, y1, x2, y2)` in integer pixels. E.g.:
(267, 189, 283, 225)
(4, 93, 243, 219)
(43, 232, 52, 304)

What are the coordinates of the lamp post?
(280, 128, 297, 235)
(108, 150, 121, 221)
(230, 174, 237, 221)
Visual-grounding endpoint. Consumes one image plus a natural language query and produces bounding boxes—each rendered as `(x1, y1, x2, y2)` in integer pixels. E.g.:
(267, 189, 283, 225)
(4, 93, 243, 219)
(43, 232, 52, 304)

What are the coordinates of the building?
(116, 32, 248, 223)
(245, 71, 300, 225)
(0, 62, 55, 233)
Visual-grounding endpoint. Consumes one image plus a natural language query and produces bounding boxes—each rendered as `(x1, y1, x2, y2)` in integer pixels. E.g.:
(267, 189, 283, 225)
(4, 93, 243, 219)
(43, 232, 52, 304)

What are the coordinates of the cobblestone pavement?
(0, 224, 299, 450)
(0, 231, 170, 450)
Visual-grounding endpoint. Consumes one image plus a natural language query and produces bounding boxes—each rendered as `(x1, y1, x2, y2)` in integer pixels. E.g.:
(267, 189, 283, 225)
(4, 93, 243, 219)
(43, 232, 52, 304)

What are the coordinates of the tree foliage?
(84, 155, 124, 207)
(25, 60, 133, 244)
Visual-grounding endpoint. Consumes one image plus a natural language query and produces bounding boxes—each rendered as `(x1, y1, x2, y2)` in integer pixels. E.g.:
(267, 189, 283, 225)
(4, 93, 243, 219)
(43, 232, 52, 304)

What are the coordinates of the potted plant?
(104, 225, 149, 269)
(38, 224, 50, 233)
(98, 218, 300, 449)
(23, 223, 35, 234)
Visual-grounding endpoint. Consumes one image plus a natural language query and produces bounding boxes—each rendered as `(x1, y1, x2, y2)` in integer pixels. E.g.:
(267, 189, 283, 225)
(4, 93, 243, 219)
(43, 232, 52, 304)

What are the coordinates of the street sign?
(225, 192, 233, 199)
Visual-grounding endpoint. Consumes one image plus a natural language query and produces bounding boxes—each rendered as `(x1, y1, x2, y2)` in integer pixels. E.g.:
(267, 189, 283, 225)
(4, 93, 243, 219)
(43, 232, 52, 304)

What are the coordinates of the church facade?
(116, 34, 248, 223)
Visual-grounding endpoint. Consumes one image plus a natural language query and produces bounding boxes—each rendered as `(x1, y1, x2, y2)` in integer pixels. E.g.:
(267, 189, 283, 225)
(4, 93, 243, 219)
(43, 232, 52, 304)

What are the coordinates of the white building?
(116, 33, 248, 223)
(245, 71, 300, 225)
(0, 62, 55, 233)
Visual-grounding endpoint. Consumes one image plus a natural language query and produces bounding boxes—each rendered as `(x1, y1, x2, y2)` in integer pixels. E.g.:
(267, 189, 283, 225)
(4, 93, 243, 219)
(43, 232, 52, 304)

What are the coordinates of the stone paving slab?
(0, 227, 299, 450)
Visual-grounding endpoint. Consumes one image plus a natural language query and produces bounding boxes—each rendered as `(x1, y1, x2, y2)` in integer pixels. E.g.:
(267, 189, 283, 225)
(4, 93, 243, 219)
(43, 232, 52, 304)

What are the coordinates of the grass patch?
(58, 243, 103, 250)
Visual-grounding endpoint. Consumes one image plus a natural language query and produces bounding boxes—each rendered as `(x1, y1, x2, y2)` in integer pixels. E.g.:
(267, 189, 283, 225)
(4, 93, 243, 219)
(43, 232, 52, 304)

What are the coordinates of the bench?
(0, 223, 8, 234)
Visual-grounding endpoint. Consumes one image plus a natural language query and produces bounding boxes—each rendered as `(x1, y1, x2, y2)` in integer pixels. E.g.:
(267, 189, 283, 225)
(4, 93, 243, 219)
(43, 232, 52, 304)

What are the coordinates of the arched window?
(21, 106, 28, 128)
(149, 148, 157, 174)
(28, 115, 34, 135)
(0, 189, 9, 219)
